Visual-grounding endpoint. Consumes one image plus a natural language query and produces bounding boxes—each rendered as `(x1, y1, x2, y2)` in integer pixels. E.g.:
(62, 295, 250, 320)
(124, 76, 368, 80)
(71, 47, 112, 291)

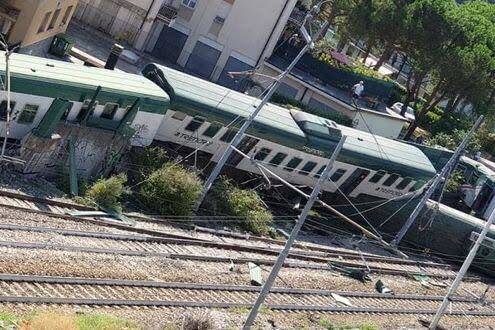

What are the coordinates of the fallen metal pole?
(391, 115, 484, 247)
(194, 12, 327, 212)
(243, 137, 346, 329)
(429, 208, 495, 329)
(230, 145, 406, 259)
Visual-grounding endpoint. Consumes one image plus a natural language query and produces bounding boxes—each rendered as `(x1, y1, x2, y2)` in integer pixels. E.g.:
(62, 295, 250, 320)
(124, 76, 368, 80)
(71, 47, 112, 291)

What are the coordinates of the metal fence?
(73, 1, 142, 46)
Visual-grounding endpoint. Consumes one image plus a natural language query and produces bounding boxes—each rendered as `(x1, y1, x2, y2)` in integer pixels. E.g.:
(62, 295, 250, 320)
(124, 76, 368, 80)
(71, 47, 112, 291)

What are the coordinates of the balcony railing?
(157, 4, 179, 22)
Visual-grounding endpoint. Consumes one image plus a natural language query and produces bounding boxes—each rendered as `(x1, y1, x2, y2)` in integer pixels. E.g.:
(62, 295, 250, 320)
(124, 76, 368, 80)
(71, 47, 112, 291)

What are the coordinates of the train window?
(383, 173, 400, 186)
(220, 128, 238, 143)
(330, 168, 347, 182)
(202, 122, 222, 138)
(76, 100, 98, 122)
(254, 148, 272, 161)
(396, 177, 413, 190)
(17, 104, 39, 124)
(101, 103, 119, 120)
(269, 152, 288, 166)
(314, 165, 326, 178)
(185, 116, 206, 132)
(61, 102, 74, 121)
(299, 161, 317, 175)
(0, 101, 16, 121)
(369, 170, 386, 183)
(284, 157, 302, 172)
(172, 111, 187, 121)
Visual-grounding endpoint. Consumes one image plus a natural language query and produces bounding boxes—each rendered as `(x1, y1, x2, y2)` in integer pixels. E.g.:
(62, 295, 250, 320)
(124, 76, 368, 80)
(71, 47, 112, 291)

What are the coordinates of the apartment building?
(144, 0, 298, 89)
(0, 0, 78, 48)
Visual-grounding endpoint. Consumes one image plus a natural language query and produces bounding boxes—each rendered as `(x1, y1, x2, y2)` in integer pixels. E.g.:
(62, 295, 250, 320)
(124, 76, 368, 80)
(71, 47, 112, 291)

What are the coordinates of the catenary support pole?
(429, 208, 495, 329)
(390, 115, 484, 247)
(194, 11, 327, 212)
(242, 137, 346, 329)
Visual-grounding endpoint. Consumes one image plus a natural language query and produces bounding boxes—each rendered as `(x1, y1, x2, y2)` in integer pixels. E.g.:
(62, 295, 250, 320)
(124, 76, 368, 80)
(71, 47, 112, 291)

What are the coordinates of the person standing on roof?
(352, 81, 365, 99)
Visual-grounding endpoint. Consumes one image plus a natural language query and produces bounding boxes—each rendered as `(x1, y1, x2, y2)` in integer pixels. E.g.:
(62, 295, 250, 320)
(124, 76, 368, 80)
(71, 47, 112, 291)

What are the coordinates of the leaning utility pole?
(429, 207, 495, 329)
(390, 115, 484, 247)
(0, 48, 12, 159)
(243, 136, 346, 329)
(194, 5, 327, 211)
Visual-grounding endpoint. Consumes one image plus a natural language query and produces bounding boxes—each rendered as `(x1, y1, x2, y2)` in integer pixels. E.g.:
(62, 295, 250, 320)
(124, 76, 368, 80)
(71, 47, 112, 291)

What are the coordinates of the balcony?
(157, 2, 179, 24)
(0, 2, 19, 41)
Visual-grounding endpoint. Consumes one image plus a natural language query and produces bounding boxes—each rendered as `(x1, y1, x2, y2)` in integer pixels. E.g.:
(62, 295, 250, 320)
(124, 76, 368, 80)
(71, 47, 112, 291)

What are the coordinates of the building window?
(269, 152, 287, 166)
(369, 170, 386, 183)
(383, 174, 400, 187)
(330, 169, 347, 182)
(0, 101, 16, 121)
(101, 103, 119, 120)
(254, 148, 271, 161)
(220, 128, 237, 143)
(284, 157, 302, 172)
(299, 161, 317, 176)
(48, 9, 61, 30)
(60, 6, 74, 26)
(202, 122, 222, 138)
(38, 12, 52, 33)
(185, 116, 205, 132)
(17, 104, 39, 124)
(182, 0, 197, 9)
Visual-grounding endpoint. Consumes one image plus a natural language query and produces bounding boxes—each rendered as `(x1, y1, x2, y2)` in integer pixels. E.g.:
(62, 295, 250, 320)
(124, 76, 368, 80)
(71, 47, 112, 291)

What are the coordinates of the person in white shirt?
(352, 81, 364, 99)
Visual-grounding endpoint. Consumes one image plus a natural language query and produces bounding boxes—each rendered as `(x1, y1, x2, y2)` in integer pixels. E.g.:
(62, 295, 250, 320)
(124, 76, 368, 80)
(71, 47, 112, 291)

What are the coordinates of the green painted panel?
(34, 98, 71, 139)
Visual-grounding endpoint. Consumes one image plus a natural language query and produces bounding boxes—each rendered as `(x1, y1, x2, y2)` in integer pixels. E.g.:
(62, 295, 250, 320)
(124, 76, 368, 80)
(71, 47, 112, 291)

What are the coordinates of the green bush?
(84, 173, 128, 213)
(128, 146, 168, 182)
(426, 129, 481, 154)
(210, 179, 273, 235)
(139, 163, 203, 216)
(271, 93, 354, 127)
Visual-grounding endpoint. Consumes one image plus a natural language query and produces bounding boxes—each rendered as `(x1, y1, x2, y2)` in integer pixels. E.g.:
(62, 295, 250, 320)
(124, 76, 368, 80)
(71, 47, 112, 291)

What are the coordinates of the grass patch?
(0, 311, 20, 329)
(84, 173, 128, 213)
(76, 313, 139, 330)
(319, 319, 378, 330)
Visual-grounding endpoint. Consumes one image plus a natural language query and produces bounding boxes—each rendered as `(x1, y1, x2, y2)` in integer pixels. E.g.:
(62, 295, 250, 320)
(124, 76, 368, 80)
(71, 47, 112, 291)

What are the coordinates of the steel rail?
(0, 239, 461, 278)
(0, 274, 492, 316)
(0, 222, 453, 274)
(0, 189, 455, 272)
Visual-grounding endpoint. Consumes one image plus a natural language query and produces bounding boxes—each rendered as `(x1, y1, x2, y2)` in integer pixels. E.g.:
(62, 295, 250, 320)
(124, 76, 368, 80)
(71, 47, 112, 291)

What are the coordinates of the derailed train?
(2, 51, 494, 275)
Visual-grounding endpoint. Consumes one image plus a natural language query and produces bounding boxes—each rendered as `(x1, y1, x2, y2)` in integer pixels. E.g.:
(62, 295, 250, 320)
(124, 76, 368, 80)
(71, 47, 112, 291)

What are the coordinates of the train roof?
(143, 63, 436, 179)
(0, 52, 169, 104)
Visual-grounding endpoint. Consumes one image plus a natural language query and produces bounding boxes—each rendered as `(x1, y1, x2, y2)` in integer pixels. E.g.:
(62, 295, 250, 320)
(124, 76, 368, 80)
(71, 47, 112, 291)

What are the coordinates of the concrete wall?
(7, 0, 78, 47)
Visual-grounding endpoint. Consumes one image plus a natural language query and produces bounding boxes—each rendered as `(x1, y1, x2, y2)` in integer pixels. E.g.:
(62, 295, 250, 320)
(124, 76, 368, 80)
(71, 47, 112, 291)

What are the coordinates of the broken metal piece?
(330, 293, 353, 307)
(248, 262, 262, 286)
(375, 279, 393, 294)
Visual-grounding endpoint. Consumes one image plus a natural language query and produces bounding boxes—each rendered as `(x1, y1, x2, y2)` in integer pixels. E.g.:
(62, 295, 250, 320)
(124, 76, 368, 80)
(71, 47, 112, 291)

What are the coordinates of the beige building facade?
(145, 0, 298, 89)
(0, 0, 78, 48)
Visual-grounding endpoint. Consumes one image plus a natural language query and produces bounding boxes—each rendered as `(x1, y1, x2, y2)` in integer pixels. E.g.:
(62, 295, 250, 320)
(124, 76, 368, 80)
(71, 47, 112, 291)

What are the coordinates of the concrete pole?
(391, 115, 484, 247)
(194, 15, 327, 212)
(429, 208, 495, 329)
(242, 137, 346, 329)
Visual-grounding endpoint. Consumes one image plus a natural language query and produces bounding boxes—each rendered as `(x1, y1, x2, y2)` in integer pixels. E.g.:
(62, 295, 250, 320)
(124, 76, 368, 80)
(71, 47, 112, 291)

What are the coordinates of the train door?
(226, 136, 259, 167)
(339, 168, 370, 196)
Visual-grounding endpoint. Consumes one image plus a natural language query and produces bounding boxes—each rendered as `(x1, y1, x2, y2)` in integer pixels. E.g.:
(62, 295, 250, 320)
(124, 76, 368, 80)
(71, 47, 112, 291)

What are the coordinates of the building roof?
(143, 63, 436, 178)
(0, 51, 169, 103)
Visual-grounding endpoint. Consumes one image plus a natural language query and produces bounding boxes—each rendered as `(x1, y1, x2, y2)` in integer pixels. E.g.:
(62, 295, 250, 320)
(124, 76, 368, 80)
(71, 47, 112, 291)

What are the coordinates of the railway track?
(0, 274, 492, 317)
(0, 221, 460, 279)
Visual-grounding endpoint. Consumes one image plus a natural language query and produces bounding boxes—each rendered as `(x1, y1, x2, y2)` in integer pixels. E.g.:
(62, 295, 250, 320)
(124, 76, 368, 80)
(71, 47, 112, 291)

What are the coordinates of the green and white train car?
(143, 63, 495, 276)
(0, 52, 169, 146)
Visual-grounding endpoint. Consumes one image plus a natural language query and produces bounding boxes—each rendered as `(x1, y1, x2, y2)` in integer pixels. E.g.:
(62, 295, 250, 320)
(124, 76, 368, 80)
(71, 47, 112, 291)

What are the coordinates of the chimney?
(105, 44, 124, 70)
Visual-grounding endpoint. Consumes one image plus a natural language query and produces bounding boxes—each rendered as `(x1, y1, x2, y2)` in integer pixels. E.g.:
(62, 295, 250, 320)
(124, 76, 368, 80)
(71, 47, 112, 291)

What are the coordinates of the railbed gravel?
(1, 247, 494, 301)
(0, 303, 494, 329)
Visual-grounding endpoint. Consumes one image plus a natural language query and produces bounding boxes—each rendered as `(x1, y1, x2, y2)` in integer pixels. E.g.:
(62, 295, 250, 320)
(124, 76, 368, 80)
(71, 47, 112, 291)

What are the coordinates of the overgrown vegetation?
(271, 93, 354, 127)
(139, 163, 203, 216)
(0, 311, 138, 330)
(127, 146, 168, 182)
(207, 179, 273, 235)
(84, 173, 128, 213)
